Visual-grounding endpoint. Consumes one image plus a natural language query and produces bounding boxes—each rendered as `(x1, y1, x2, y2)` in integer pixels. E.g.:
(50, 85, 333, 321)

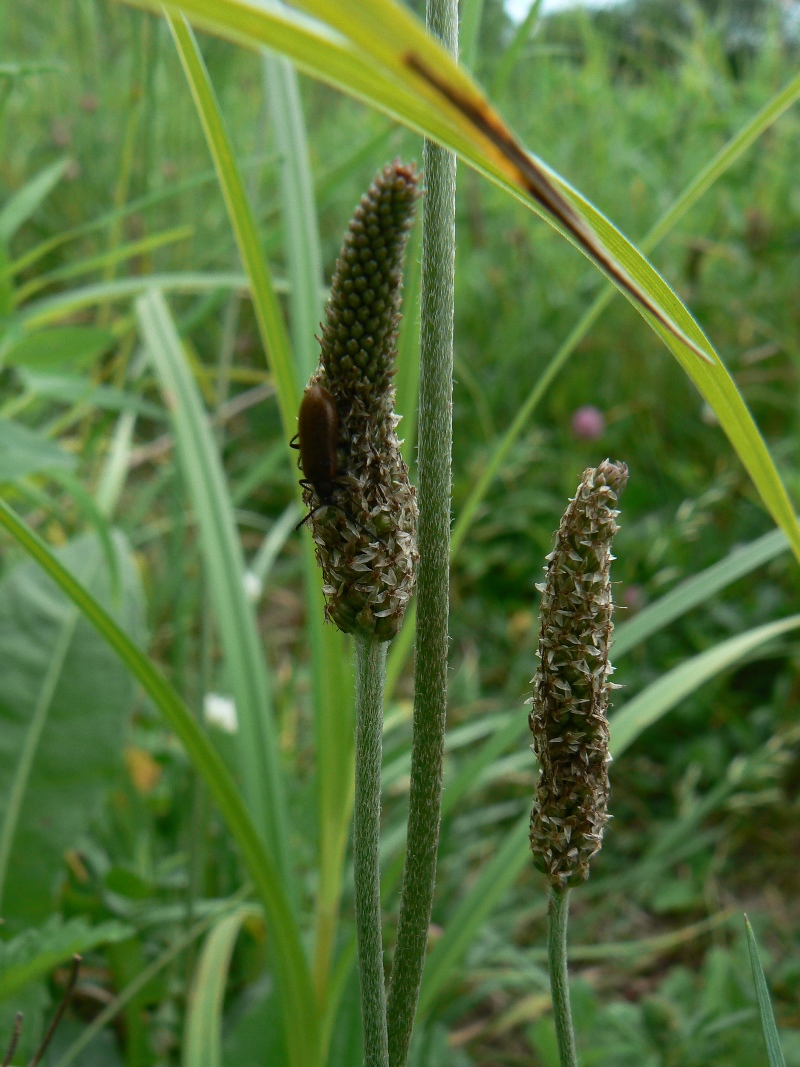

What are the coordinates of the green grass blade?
(260, 57, 359, 997)
(451, 60, 800, 556)
(247, 502, 299, 587)
(0, 154, 275, 282)
(491, 0, 544, 98)
(610, 615, 800, 759)
(147, 0, 800, 565)
(167, 12, 299, 427)
(414, 613, 800, 1019)
(7, 272, 251, 336)
(0, 497, 318, 1067)
(149, 0, 703, 348)
(136, 288, 289, 885)
(744, 915, 787, 1067)
(183, 905, 261, 1067)
(14, 224, 193, 304)
(282, 0, 703, 355)
(167, 12, 355, 1006)
(0, 159, 68, 242)
(263, 51, 324, 383)
(459, 0, 485, 72)
(613, 528, 790, 657)
(642, 72, 800, 250)
(417, 813, 530, 1016)
(387, 72, 800, 697)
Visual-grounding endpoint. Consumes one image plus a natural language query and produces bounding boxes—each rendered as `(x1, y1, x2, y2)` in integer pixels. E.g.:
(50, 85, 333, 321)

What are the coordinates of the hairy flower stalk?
(301, 162, 420, 641)
(529, 459, 628, 888)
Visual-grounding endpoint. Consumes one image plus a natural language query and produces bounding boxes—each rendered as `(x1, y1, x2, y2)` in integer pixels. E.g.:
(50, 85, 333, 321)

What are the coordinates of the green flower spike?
(529, 459, 628, 888)
(300, 161, 420, 641)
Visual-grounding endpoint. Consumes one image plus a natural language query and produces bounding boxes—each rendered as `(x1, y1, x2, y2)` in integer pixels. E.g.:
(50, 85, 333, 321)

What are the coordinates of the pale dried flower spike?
(528, 459, 628, 888)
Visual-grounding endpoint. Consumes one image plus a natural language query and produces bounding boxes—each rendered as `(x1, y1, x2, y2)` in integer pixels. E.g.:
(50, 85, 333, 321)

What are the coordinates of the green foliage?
(746, 916, 788, 1067)
(0, 0, 798, 1064)
(0, 914, 130, 1002)
(0, 418, 76, 481)
(0, 533, 144, 925)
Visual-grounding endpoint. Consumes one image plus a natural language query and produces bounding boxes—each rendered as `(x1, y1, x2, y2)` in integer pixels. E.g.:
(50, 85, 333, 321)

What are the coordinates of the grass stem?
(354, 634, 390, 1067)
(549, 886, 578, 1067)
(385, 0, 457, 1061)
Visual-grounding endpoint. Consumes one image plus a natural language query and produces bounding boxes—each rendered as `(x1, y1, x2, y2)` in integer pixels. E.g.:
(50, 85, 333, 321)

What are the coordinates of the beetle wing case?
(297, 384, 339, 495)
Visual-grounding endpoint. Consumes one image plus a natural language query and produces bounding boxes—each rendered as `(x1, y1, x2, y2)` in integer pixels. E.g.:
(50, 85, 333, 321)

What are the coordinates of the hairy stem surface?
(385, 0, 457, 1062)
(549, 886, 578, 1067)
(354, 635, 389, 1067)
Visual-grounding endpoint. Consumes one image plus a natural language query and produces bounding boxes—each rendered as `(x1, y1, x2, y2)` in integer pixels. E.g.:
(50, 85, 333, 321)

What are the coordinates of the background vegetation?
(0, 0, 798, 1063)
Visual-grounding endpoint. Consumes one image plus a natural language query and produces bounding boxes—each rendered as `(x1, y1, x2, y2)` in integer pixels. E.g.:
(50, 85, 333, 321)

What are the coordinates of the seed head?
(301, 162, 420, 641)
(528, 459, 628, 888)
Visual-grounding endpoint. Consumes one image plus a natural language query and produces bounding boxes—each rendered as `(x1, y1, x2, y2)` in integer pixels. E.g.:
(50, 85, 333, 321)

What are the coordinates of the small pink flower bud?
(571, 405, 605, 440)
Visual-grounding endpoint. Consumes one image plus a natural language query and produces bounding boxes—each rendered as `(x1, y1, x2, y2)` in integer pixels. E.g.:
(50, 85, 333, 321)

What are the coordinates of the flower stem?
(385, 1, 457, 1063)
(353, 634, 389, 1067)
(548, 886, 578, 1067)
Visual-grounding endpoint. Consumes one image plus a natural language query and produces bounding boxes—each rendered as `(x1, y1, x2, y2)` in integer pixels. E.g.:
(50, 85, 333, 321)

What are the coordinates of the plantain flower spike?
(299, 161, 420, 641)
(528, 459, 628, 888)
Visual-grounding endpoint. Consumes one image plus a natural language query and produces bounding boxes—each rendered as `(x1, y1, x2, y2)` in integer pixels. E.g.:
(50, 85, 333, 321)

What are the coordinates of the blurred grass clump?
(0, 0, 798, 1064)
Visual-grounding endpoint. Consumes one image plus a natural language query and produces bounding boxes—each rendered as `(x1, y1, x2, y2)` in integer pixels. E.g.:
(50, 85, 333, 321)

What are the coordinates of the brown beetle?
(291, 384, 340, 531)
(291, 384, 377, 539)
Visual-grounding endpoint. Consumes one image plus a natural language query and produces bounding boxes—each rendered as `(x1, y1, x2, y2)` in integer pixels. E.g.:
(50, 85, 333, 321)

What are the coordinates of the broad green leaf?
(0, 915, 130, 1002)
(136, 289, 289, 887)
(0, 533, 144, 924)
(744, 916, 787, 1067)
(53, 897, 246, 1067)
(610, 615, 800, 759)
(2, 326, 116, 371)
(0, 498, 317, 1067)
(0, 418, 76, 481)
(45, 469, 121, 595)
(0, 159, 69, 243)
(146, 0, 800, 567)
(183, 906, 261, 1067)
